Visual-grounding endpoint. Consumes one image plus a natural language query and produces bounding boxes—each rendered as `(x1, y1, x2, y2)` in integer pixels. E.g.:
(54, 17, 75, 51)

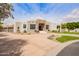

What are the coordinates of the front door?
(39, 23, 44, 31)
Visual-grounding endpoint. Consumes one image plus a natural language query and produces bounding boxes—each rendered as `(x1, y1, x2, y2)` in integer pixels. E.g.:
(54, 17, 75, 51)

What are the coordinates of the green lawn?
(51, 30, 79, 34)
(56, 36, 79, 43)
(60, 32, 79, 34)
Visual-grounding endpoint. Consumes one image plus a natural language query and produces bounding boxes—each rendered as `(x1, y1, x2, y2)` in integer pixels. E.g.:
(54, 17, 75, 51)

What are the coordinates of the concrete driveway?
(0, 32, 59, 56)
(1, 32, 79, 56)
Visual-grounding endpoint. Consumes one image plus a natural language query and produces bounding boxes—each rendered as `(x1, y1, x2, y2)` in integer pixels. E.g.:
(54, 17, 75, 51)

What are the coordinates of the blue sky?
(4, 3, 79, 25)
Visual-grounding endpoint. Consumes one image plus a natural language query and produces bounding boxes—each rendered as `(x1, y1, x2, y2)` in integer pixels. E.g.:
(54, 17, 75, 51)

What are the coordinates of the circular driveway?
(57, 42, 79, 56)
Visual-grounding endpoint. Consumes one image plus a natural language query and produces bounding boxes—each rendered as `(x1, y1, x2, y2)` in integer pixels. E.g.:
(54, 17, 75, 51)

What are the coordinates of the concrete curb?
(46, 40, 79, 56)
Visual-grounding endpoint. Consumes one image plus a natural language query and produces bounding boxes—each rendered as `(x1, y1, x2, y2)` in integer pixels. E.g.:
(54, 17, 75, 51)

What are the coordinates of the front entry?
(39, 23, 44, 31)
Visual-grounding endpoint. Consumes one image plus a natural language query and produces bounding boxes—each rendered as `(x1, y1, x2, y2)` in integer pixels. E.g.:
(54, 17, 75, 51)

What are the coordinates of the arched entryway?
(39, 23, 45, 31)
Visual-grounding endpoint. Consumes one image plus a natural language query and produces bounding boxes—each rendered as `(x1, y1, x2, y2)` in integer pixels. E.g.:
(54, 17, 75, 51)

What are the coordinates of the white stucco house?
(13, 19, 54, 33)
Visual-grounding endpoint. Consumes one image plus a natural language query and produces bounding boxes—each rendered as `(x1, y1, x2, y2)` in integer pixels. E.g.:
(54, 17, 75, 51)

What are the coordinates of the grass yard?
(60, 32, 79, 34)
(51, 31, 79, 34)
(56, 36, 79, 43)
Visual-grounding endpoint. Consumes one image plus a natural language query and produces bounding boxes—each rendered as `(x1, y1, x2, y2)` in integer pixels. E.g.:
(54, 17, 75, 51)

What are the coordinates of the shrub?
(52, 30, 58, 32)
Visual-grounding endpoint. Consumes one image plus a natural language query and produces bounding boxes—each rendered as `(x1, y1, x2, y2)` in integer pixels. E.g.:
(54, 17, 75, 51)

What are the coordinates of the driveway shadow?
(0, 34, 8, 37)
(0, 38, 27, 56)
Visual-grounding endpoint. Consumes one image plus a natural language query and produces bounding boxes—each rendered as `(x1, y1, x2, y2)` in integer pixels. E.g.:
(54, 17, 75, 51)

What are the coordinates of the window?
(46, 25, 49, 29)
(30, 24, 36, 29)
(23, 24, 26, 28)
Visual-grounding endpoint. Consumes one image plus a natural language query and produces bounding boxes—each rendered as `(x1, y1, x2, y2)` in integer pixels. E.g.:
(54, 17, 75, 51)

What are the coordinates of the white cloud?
(62, 8, 79, 23)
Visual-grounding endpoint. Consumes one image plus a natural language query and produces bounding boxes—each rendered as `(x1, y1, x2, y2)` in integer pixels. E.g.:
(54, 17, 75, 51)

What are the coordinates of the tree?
(61, 23, 66, 29)
(66, 23, 73, 32)
(60, 23, 67, 32)
(57, 25, 60, 32)
(64, 22, 79, 32)
(0, 3, 14, 31)
(60, 22, 79, 32)
(0, 3, 14, 20)
(75, 22, 79, 28)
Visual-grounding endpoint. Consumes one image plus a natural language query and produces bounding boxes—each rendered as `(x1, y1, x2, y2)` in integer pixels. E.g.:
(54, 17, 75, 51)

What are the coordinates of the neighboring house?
(60, 28, 79, 32)
(69, 28, 79, 32)
(60, 28, 68, 32)
(14, 19, 52, 33)
(60, 26, 79, 32)
(3, 25, 14, 32)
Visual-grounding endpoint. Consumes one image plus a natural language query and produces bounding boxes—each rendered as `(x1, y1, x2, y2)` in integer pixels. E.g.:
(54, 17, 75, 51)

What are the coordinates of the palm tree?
(57, 25, 60, 32)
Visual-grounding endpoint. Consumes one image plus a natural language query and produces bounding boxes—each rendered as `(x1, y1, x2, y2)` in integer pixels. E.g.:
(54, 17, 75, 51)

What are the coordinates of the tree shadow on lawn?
(0, 38, 27, 56)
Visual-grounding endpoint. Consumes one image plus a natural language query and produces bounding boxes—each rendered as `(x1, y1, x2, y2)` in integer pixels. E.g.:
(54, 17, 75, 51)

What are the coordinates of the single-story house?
(14, 19, 52, 33)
